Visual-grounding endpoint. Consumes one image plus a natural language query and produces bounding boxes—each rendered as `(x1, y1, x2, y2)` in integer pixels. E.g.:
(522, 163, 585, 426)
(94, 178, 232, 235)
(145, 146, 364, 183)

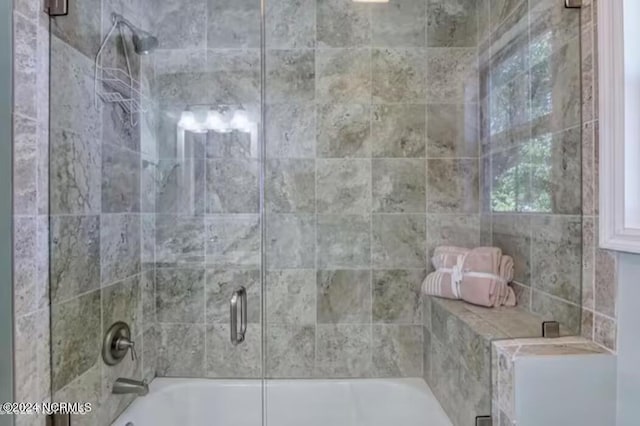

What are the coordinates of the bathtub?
(111, 378, 452, 426)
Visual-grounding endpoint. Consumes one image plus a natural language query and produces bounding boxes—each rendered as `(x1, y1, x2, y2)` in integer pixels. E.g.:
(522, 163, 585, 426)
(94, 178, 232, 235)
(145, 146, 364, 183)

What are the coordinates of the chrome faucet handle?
(116, 336, 137, 361)
(103, 322, 137, 366)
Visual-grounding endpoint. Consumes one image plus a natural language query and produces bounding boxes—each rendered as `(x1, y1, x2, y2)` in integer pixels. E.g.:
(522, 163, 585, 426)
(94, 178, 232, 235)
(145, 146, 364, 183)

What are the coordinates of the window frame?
(599, 0, 640, 253)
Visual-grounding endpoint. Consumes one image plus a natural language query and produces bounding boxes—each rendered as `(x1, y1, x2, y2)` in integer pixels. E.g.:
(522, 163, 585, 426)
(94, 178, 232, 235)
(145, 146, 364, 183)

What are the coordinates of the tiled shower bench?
(421, 296, 552, 426)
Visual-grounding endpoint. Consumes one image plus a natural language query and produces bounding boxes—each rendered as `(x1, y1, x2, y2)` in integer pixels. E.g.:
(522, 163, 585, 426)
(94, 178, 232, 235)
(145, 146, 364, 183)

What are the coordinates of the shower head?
(112, 13, 159, 55)
(131, 31, 159, 55)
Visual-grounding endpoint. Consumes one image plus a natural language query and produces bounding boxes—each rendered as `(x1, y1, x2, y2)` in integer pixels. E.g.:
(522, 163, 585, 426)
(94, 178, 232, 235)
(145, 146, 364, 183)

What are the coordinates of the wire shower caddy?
(94, 16, 149, 126)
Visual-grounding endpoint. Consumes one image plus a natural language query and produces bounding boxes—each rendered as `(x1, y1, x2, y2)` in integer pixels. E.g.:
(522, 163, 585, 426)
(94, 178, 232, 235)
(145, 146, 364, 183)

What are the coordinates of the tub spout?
(113, 378, 149, 396)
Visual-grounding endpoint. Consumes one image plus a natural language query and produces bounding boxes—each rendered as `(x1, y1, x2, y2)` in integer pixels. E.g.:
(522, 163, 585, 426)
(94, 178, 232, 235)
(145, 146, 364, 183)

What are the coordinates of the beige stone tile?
(581, 308, 594, 340)
(594, 314, 617, 352)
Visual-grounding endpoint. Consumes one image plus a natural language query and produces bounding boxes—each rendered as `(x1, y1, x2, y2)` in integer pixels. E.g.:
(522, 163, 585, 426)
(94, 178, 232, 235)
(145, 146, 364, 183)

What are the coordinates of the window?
(599, 0, 640, 252)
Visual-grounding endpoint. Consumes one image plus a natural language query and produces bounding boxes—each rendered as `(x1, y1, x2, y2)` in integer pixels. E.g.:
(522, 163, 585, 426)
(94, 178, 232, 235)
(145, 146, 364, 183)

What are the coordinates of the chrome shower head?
(131, 31, 159, 55)
(112, 13, 158, 55)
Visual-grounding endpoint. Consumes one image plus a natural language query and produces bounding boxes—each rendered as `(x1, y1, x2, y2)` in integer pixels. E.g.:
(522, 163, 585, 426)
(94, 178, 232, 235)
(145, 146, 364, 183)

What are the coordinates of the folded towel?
(460, 273, 516, 308)
(431, 246, 470, 270)
(422, 269, 460, 300)
(500, 255, 514, 283)
(423, 246, 469, 300)
(459, 248, 516, 308)
(462, 246, 502, 275)
(423, 246, 517, 308)
(498, 255, 515, 306)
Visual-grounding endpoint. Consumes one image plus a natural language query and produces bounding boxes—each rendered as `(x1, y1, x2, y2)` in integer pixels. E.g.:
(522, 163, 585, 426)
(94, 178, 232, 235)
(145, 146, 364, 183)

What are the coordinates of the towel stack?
(422, 246, 517, 308)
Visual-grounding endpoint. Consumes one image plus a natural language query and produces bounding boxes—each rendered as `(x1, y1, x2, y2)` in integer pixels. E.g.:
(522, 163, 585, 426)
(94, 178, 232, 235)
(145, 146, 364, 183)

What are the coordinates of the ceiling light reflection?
(177, 108, 255, 134)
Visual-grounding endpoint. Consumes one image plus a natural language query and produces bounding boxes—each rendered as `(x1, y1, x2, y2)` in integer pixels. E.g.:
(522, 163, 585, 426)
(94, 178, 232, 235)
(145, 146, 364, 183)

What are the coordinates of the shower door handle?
(230, 286, 247, 346)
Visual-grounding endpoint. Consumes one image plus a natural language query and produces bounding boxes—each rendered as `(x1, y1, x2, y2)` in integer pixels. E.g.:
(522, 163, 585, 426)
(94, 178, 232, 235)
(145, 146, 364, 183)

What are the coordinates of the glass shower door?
(263, 0, 434, 424)
(481, 0, 584, 425)
(48, 0, 265, 424)
(261, 0, 585, 425)
(45, 0, 586, 425)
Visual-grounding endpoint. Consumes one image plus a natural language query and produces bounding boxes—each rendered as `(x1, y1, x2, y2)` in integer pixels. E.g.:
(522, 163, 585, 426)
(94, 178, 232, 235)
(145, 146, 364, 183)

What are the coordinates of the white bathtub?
(111, 378, 452, 426)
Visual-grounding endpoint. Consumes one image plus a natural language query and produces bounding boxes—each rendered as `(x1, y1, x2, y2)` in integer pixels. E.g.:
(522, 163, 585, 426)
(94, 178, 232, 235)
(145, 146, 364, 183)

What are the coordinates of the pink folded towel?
(422, 246, 517, 308)
(423, 246, 470, 299)
(422, 269, 460, 299)
(431, 246, 470, 269)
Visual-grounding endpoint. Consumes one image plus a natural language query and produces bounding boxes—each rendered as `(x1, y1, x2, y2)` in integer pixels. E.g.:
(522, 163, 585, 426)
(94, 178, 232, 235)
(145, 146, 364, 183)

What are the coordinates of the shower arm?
(111, 13, 138, 35)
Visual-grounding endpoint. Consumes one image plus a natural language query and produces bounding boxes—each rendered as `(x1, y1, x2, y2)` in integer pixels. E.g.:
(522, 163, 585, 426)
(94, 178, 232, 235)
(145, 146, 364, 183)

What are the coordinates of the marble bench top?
(425, 295, 565, 340)
(493, 336, 609, 357)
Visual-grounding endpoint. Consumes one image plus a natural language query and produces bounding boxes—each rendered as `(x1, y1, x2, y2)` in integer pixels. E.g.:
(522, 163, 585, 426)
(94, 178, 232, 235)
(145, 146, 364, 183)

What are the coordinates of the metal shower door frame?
(0, 0, 14, 424)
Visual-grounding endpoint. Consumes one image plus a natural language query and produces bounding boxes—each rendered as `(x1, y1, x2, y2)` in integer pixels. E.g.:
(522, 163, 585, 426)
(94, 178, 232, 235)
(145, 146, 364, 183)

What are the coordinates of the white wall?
(616, 253, 640, 425)
(516, 355, 617, 426)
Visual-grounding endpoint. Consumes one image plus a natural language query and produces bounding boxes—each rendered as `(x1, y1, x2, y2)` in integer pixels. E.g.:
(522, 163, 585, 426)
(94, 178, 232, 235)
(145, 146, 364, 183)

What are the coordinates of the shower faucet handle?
(116, 336, 137, 361)
(102, 322, 137, 366)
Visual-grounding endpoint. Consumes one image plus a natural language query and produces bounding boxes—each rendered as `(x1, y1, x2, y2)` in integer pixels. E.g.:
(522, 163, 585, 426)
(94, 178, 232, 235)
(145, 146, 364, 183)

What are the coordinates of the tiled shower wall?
(478, 0, 584, 334)
(150, 0, 483, 379)
(12, 2, 51, 425)
(46, 0, 157, 424)
(10, 0, 621, 425)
